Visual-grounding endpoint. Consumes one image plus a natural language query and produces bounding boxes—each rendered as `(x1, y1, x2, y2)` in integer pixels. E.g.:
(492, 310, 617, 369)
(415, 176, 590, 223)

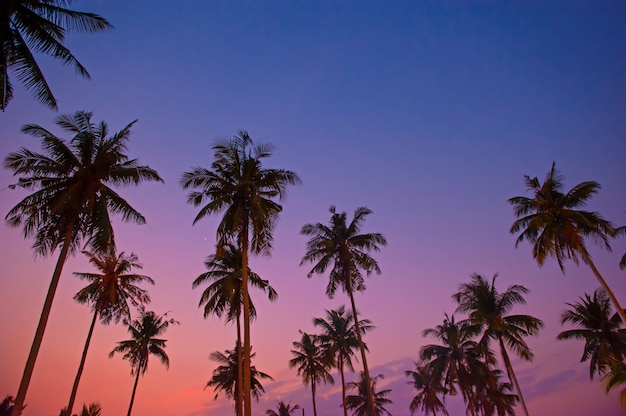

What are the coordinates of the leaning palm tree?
(405, 362, 449, 416)
(289, 331, 334, 416)
(181, 131, 300, 416)
(65, 249, 154, 415)
(508, 162, 624, 323)
(0, 1, 112, 110)
(265, 401, 300, 416)
(345, 372, 393, 416)
(5, 111, 162, 416)
(205, 344, 273, 407)
(453, 273, 543, 416)
(109, 307, 178, 416)
(193, 242, 277, 416)
(301, 206, 387, 416)
(314, 306, 374, 416)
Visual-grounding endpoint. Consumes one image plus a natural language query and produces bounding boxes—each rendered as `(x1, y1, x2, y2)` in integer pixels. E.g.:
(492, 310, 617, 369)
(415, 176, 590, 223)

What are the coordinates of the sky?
(1, 1, 625, 415)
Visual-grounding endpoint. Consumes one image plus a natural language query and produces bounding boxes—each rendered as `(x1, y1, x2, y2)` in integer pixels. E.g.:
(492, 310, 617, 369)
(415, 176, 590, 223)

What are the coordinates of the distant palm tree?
(345, 372, 393, 416)
(405, 362, 448, 416)
(193, 242, 277, 416)
(301, 206, 387, 416)
(65, 249, 154, 415)
(314, 306, 374, 416)
(206, 344, 273, 406)
(0, 396, 15, 416)
(557, 289, 626, 379)
(109, 307, 178, 416)
(617, 225, 626, 270)
(5, 111, 162, 416)
(453, 273, 543, 416)
(265, 401, 300, 416)
(0, 1, 112, 110)
(289, 331, 334, 416)
(78, 402, 102, 416)
(508, 162, 624, 323)
(181, 131, 300, 416)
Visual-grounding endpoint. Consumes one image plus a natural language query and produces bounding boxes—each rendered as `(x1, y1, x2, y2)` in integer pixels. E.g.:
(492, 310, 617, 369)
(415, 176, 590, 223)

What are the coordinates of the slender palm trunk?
(12, 224, 75, 416)
(339, 355, 348, 416)
(583, 253, 626, 324)
(311, 380, 318, 416)
(66, 309, 98, 415)
(236, 312, 243, 416)
(241, 226, 252, 416)
(499, 338, 529, 416)
(127, 363, 142, 416)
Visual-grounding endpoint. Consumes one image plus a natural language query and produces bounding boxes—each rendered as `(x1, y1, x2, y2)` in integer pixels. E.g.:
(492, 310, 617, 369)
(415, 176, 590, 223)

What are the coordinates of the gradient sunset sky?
(1, 1, 625, 415)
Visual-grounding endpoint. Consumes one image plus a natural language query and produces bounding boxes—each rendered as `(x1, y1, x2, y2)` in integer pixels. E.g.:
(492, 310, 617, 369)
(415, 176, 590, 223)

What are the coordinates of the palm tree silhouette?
(405, 362, 449, 416)
(453, 273, 543, 416)
(301, 206, 387, 416)
(345, 372, 393, 416)
(5, 111, 162, 416)
(265, 401, 300, 416)
(66, 249, 154, 415)
(193, 242, 277, 416)
(109, 307, 178, 416)
(509, 162, 624, 323)
(289, 331, 334, 416)
(0, 1, 112, 110)
(181, 131, 300, 416)
(314, 306, 374, 416)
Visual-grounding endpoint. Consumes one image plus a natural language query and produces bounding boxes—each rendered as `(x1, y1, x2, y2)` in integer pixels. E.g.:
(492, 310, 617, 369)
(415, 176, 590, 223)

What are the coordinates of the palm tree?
(0, 1, 112, 110)
(345, 372, 393, 416)
(289, 331, 334, 416)
(5, 111, 162, 416)
(313, 306, 374, 416)
(300, 206, 387, 416)
(508, 162, 624, 323)
(109, 307, 178, 416)
(181, 131, 300, 416)
(0, 396, 15, 416)
(193, 242, 277, 416)
(616, 225, 626, 270)
(65, 249, 154, 415)
(453, 273, 543, 416)
(405, 362, 448, 416)
(265, 401, 300, 416)
(477, 370, 518, 416)
(205, 344, 273, 406)
(557, 289, 626, 379)
(78, 403, 102, 416)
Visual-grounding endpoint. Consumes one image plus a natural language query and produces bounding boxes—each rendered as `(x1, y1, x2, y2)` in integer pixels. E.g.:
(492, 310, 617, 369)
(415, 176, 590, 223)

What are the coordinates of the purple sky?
(1, 1, 625, 415)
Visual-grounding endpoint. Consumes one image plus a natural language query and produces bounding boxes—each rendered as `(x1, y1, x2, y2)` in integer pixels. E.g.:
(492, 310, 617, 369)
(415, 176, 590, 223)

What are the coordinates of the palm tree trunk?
(583, 253, 626, 324)
(499, 338, 529, 416)
(236, 313, 243, 416)
(11, 224, 75, 416)
(346, 285, 377, 416)
(339, 355, 348, 416)
(66, 309, 98, 415)
(127, 364, 142, 416)
(311, 381, 317, 416)
(241, 226, 252, 416)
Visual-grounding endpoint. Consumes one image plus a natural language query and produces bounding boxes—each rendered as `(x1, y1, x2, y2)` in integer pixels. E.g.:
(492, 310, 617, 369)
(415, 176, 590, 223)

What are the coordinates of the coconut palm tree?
(289, 331, 334, 416)
(265, 401, 300, 416)
(65, 249, 154, 415)
(313, 306, 374, 416)
(406, 362, 449, 416)
(452, 273, 543, 416)
(0, 1, 112, 110)
(193, 242, 277, 416)
(301, 206, 387, 416)
(617, 225, 626, 270)
(345, 372, 392, 416)
(508, 162, 624, 323)
(181, 131, 300, 416)
(205, 344, 273, 406)
(476, 370, 518, 416)
(5, 111, 162, 416)
(77, 402, 102, 416)
(109, 307, 178, 416)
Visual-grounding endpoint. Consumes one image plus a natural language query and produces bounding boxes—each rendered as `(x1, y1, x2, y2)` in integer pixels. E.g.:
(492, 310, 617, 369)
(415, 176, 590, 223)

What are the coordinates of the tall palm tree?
(65, 249, 154, 415)
(109, 307, 178, 416)
(405, 362, 449, 416)
(205, 344, 273, 406)
(266, 401, 300, 416)
(289, 331, 334, 416)
(181, 131, 300, 416)
(313, 306, 374, 416)
(5, 111, 162, 416)
(0, 1, 112, 110)
(345, 372, 393, 416)
(301, 206, 387, 416)
(508, 162, 624, 323)
(453, 273, 543, 416)
(193, 242, 277, 416)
